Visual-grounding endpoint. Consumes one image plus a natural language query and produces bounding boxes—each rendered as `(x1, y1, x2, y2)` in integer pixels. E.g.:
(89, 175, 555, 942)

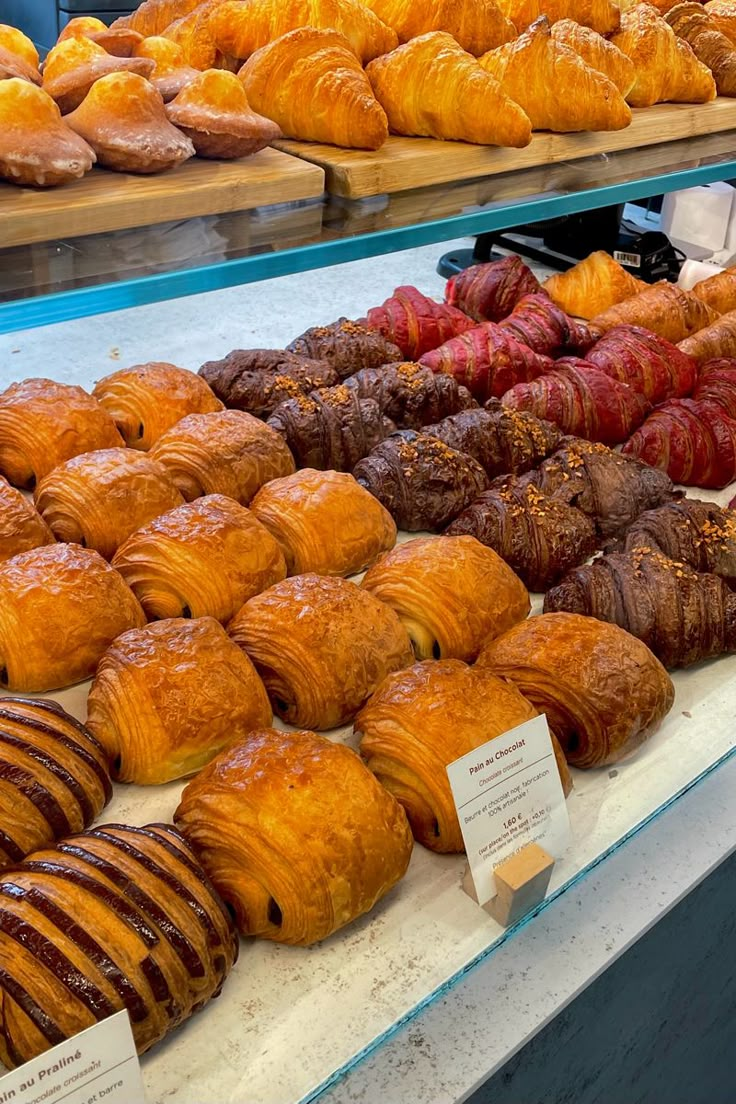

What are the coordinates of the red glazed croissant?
(498, 293, 593, 357)
(359, 285, 475, 360)
(419, 322, 554, 402)
(621, 398, 736, 488)
(691, 357, 736, 417)
(444, 255, 540, 323)
(584, 325, 697, 404)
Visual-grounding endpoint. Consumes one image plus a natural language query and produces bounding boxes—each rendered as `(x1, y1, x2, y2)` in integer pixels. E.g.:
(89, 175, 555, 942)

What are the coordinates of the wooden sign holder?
(463, 842, 555, 928)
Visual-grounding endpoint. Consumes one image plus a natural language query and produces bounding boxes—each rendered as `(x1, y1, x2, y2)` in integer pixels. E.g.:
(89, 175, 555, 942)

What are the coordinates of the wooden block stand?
(463, 843, 556, 928)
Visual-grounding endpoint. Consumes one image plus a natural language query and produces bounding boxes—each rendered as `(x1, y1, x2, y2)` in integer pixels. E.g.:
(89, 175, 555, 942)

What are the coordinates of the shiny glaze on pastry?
(0, 478, 54, 563)
(619, 498, 736, 585)
(543, 252, 646, 319)
(286, 318, 403, 380)
(250, 468, 397, 576)
(445, 255, 540, 324)
(34, 448, 184, 560)
(359, 284, 475, 361)
(132, 35, 199, 100)
(175, 728, 413, 944)
(93, 361, 223, 449)
(0, 823, 238, 1066)
(497, 0, 620, 35)
(362, 535, 530, 661)
(550, 20, 635, 95)
(149, 409, 295, 504)
(678, 309, 736, 365)
(267, 385, 394, 471)
(198, 348, 339, 416)
(355, 661, 571, 852)
(41, 35, 155, 114)
(0, 543, 146, 692)
(621, 396, 736, 489)
(420, 323, 555, 403)
(112, 494, 286, 623)
(0, 698, 111, 869)
(665, 3, 736, 97)
(423, 403, 561, 478)
(613, 4, 717, 105)
(691, 267, 736, 315)
(0, 378, 122, 490)
(0, 24, 40, 69)
(499, 292, 593, 357)
(57, 16, 145, 57)
(228, 573, 414, 729)
(87, 617, 271, 783)
(113, 0, 214, 36)
(588, 281, 719, 343)
(362, 0, 515, 54)
(477, 612, 675, 767)
(344, 361, 475, 429)
(585, 324, 697, 404)
(166, 68, 282, 157)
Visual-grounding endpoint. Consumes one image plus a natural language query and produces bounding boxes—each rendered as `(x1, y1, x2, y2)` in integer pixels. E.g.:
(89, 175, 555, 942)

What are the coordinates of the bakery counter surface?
(3, 129, 736, 335)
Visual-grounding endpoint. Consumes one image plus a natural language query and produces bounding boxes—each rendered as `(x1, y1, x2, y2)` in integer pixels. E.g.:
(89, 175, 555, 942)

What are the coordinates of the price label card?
(0, 1010, 146, 1104)
(446, 714, 571, 907)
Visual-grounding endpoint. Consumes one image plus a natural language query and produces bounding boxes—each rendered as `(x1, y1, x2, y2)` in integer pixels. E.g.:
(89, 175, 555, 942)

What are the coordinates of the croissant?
(0, 823, 237, 1066)
(361, 0, 515, 55)
(522, 437, 675, 537)
(621, 397, 736, 488)
(344, 361, 476, 428)
(87, 617, 271, 783)
(0, 80, 96, 188)
(0, 698, 111, 869)
(198, 349, 339, 416)
(112, 0, 212, 35)
(0, 378, 122, 489)
(423, 403, 562, 477)
(589, 281, 719, 344)
(678, 309, 736, 365)
(228, 574, 414, 729)
(93, 361, 223, 449)
(175, 729, 413, 944)
(353, 430, 490, 531)
(446, 479, 598, 590)
(478, 612, 674, 766)
(551, 20, 636, 95)
(42, 36, 155, 114)
(502, 360, 651, 444)
(0, 544, 145, 693)
(211, 0, 398, 64)
(544, 253, 647, 320)
(239, 28, 389, 150)
(266, 385, 393, 471)
(133, 35, 199, 100)
(479, 17, 632, 133)
(361, 534, 530, 661)
(691, 266, 736, 314)
(544, 547, 736, 667)
(250, 468, 396, 576)
(365, 32, 532, 147)
(692, 357, 736, 416)
(611, 4, 717, 106)
(0, 478, 54, 563)
(356, 661, 571, 853)
(287, 318, 403, 379)
(160, 1, 225, 70)
(665, 3, 736, 95)
(149, 409, 295, 503)
(165, 68, 281, 156)
(445, 255, 541, 324)
(584, 324, 697, 404)
(704, 0, 736, 46)
(498, 293, 594, 356)
(619, 498, 736, 584)
(112, 494, 286, 622)
(496, 0, 620, 34)
(419, 322, 555, 401)
(359, 285, 476, 361)
(57, 16, 145, 57)
(64, 72, 196, 173)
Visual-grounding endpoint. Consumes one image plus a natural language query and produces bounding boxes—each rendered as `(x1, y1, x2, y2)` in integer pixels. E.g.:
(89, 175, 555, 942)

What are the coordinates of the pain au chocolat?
(0, 477, 54, 563)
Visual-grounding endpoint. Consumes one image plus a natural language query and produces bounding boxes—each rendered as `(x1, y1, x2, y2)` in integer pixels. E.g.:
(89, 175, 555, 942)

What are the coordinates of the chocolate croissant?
(621, 397, 736, 489)
(423, 403, 561, 477)
(544, 547, 736, 668)
(286, 318, 403, 379)
(175, 728, 413, 945)
(0, 544, 145, 692)
(93, 361, 223, 449)
(267, 385, 393, 471)
(361, 534, 530, 661)
(444, 255, 540, 323)
(0, 378, 122, 490)
(0, 478, 54, 563)
(34, 448, 184, 560)
(249, 468, 397, 576)
(584, 324, 697, 404)
(112, 494, 286, 622)
(149, 409, 295, 504)
(198, 348, 339, 417)
(355, 661, 571, 853)
(0, 698, 111, 869)
(359, 285, 475, 361)
(419, 322, 555, 402)
(477, 612, 675, 767)
(353, 430, 489, 531)
(498, 293, 593, 357)
(228, 573, 413, 729)
(0, 823, 238, 1066)
(344, 361, 476, 428)
(446, 479, 598, 591)
(619, 498, 736, 585)
(87, 617, 271, 784)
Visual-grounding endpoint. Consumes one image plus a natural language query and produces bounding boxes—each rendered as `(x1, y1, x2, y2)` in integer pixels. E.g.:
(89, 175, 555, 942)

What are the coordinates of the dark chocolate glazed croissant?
(423, 401, 561, 478)
(267, 384, 394, 470)
(344, 361, 476, 428)
(287, 318, 403, 379)
(618, 498, 736, 585)
(198, 348, 339, 417)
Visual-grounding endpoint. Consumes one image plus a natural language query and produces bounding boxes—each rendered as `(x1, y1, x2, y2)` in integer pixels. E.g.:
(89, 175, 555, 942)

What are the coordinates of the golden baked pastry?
(132, 35, 199, 99)
(0, 80, 96, 187)
(665, 3, 736, 96)
(0, 698, 111, 868)
(92, 361, 223, 449)
(0, 44, 41, 84)
(0, 378, 122, 489)
(87, 616, 271, 783)
(161, 0, 229, 71)
(0, 25, 41, 82)
(543, 250, 647, 319)
(479, 17, 632, 132)
(42, 35, 155, 114)
(56, 16, 145, 56)
(112, 494, 286, 622)
(175, 728, 413, 944)
(34, 447, 184, 560)
(64, 72, 196, 173)
(249, 468, 397, 577)
(611, 3, 717, 106)
(149, 409, 295, 503)
(691, 266, 736, 314)
(361, 535, 530, 661)
(704, 0, 736, 45)
(356, 660, 572, 852)
(551, 20, 636, 95)
(366, 32, 532, 147)
(496, 0, 620, 34)
(239, 27, 389, 150)
(228, 573, 414, 729)
(166, 68, 281, 157)
(0, 543, 145, 692)
(477, 612, 675, 767)
(0, 477, 54, 562)
(361, 0, 515, 54)
(588, 281, 719, 342)
(0, 823, 238, 1066)
(113, 0, 217, 36)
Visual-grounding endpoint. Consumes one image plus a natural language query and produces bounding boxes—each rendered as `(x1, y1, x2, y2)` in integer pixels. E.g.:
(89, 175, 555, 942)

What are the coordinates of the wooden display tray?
(0, 147, 325, 248)
(277, 97, 736, 199)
